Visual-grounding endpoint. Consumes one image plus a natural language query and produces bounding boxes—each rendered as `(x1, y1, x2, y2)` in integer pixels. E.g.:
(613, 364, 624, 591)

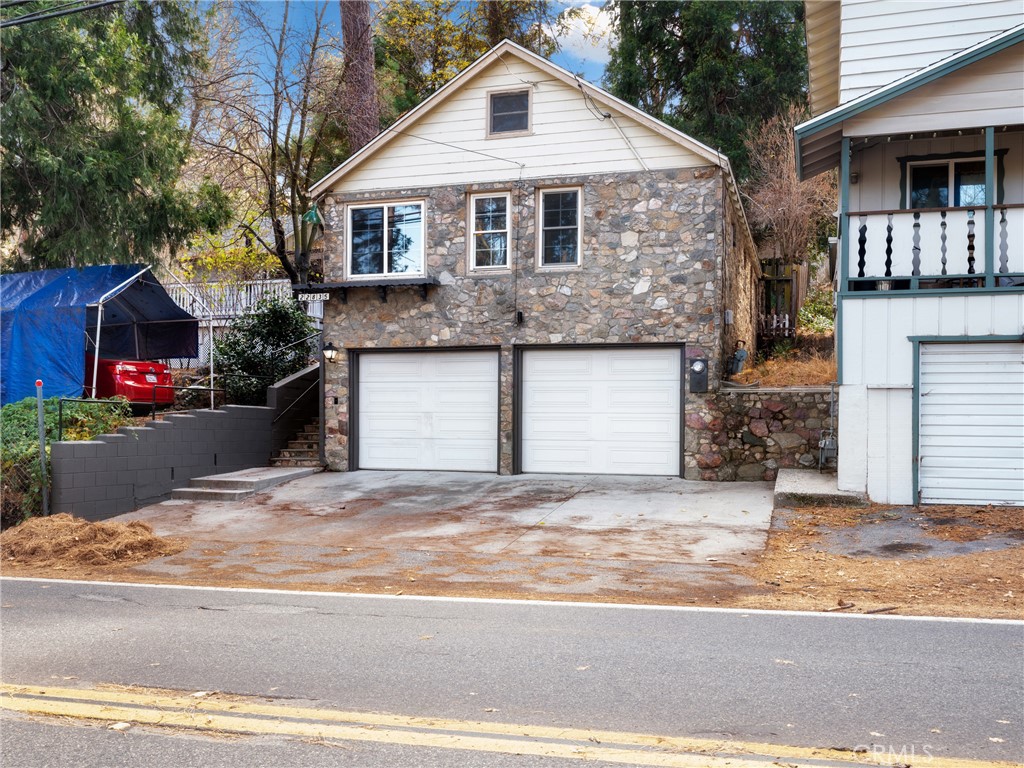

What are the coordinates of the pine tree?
(1, 1, 230, 269)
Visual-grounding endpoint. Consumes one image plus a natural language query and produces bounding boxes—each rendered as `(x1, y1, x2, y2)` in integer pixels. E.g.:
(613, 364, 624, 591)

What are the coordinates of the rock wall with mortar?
(685, 387, 837, 481)
(320, 168, 756, 473)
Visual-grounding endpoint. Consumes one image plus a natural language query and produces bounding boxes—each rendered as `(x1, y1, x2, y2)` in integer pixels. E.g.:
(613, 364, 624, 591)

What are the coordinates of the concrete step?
(171, 466, 318, 501)
(773, 469, 869, 509)
(287, 440, 318, 450)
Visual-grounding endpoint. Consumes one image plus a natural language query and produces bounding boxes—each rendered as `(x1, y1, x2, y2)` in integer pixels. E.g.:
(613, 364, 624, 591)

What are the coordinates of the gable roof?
(311, 40, 729, 196)
(310, 40, 756, 260)
(795, 23, 1024, 178)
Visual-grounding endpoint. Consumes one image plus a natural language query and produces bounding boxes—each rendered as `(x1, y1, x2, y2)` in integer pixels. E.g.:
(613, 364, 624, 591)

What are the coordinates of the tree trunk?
(339, 0, 379, 152)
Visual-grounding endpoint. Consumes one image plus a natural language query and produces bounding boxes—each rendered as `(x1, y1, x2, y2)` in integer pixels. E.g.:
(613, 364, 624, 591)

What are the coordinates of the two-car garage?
(355, 346, 683, 476)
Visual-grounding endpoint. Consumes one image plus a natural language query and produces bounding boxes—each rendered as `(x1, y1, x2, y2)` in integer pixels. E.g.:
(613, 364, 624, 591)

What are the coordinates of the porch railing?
(847, 204, 1023, 289)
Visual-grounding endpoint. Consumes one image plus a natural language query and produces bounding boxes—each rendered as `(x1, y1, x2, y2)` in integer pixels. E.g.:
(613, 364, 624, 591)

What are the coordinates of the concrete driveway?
(120, 471, 774, 603)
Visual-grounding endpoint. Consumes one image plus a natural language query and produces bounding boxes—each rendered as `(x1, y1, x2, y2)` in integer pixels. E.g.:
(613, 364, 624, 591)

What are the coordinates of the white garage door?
(521, 347, 681, 475)
(919, 342, 1024, 505)
(358, 351, 498, 471)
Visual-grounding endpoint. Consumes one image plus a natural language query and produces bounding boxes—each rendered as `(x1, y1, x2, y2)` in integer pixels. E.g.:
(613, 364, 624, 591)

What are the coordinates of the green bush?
(798, 284, 835, 335)
(214, 297, 317, 406)
(1, 397, 133, 528)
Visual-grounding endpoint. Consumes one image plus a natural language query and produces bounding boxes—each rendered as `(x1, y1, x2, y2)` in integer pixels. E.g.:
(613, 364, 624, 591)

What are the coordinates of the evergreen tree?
(606, 0, 807, 180)
(1, 1, 231, 269)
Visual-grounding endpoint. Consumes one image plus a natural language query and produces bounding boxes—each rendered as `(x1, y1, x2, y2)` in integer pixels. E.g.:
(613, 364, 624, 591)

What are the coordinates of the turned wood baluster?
(966, 209, 976, 274)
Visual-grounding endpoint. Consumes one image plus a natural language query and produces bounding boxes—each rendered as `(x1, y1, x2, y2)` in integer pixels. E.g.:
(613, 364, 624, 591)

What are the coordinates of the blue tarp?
(1, 265, 198, 405)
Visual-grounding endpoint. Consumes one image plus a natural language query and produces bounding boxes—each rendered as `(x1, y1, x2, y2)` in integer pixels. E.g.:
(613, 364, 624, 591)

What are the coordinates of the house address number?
(298, 292, 329, 302)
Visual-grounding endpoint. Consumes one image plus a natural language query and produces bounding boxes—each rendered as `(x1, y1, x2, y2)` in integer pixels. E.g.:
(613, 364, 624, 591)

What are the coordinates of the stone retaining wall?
(685, 387, 837, 481)
(49, 406, 273, 521)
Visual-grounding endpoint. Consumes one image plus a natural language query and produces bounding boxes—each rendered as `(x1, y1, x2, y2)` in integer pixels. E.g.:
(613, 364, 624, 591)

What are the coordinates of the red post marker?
(36, 379, 43, 388)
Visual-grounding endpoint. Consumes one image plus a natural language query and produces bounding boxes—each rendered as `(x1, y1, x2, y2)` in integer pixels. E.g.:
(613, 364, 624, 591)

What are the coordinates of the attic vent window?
(489, 90, 530, 136)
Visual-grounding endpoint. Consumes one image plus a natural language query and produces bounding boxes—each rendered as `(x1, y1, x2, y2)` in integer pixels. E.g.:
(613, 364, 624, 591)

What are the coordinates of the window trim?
(346, 199, 426, 280)
(536, 187, 583, 270)
(486, 87, 532, 139)
(906, 158, 988, 209)
(468, 192, 513, 273)
(897, 149, 1007, 209)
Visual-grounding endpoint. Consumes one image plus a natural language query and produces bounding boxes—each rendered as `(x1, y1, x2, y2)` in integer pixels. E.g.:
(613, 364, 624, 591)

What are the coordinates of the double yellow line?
(0, 683, 1015, 768)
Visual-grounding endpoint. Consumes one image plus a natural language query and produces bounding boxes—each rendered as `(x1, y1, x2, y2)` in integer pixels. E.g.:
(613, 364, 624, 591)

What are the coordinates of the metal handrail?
(266, 332, 320, 356)
(149, 385, 226, 420)
(271, 378, 319, 424)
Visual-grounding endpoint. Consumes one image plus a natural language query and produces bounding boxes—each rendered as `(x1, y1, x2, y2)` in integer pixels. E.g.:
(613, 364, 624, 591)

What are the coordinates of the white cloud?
(551, 4, 615, 67)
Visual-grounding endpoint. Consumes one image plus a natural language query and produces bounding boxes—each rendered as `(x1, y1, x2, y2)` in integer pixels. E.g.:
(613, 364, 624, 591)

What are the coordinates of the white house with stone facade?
(309, 41, 759, 478)
(796, 0, 1024, 505)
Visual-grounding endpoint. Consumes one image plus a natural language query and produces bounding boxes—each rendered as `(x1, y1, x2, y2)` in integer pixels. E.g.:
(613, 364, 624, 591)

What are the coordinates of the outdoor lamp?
(323, 341, 339, 363)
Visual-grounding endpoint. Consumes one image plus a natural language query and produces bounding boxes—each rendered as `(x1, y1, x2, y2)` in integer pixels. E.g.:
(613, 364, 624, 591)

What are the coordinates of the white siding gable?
(839, 0, 1023, 104)
(328, 56, 710, 195)
(843, 42, 1024, 137)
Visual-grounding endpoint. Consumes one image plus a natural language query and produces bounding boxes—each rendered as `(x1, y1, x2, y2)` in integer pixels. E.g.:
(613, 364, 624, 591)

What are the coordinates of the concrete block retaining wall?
(685, 387, 837, 482)
(50, 406, 273, 521)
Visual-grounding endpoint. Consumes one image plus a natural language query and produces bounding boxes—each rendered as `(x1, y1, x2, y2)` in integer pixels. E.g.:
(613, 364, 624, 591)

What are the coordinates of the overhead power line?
(0, 0, 123, 29)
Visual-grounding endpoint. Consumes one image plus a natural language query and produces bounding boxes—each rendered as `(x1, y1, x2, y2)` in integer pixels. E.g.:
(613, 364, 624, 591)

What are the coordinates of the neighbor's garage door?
(521, 347, 681, 475)
(358, 351, 498, 471)
(919, 342, 1024, 505)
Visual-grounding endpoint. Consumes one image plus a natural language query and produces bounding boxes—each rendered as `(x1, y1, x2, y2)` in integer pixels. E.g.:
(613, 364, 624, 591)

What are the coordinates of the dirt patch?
(729, 505, 1024, 619)
(2, 503, 1020, 620)
(0, 514, 187, 570)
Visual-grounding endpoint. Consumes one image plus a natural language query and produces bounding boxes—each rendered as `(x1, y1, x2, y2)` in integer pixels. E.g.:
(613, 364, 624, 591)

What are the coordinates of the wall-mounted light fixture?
(323, 341, 339, 363)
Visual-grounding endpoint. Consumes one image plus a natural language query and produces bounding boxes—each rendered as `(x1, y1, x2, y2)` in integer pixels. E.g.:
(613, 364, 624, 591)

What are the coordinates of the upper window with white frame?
(349, 202, 424, 277)
(908, 159, 986, 209)
(488, 90, 530, 136)
(470, 193, 510, 270)
(539, 189, 581, 267)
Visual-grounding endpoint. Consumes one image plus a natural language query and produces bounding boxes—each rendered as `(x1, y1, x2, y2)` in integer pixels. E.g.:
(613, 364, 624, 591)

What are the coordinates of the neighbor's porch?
(839, 126, 1024, 294)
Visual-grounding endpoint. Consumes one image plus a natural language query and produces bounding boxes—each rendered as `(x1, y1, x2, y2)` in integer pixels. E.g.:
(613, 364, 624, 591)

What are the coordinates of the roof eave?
(795, 24, 1024, 178)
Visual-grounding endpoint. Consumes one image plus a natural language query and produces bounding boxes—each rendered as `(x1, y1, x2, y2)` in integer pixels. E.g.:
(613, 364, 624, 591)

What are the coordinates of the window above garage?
(349, 201, 424, 278)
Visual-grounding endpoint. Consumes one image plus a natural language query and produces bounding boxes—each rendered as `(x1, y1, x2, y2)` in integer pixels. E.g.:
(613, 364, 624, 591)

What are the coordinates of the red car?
(86, 355, 174, 407)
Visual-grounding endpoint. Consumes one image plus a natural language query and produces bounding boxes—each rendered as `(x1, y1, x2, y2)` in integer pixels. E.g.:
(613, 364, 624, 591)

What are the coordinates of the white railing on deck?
(850, 205, 1023, 281)
(166, 279, 324, 324)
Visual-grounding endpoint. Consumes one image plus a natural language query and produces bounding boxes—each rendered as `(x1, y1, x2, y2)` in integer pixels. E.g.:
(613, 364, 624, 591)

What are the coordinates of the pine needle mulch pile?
(1, 514, 187, 575)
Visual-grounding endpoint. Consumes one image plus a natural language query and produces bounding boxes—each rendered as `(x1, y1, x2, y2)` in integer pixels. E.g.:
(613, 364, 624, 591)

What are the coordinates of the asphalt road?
(1, 578, 1021, 767)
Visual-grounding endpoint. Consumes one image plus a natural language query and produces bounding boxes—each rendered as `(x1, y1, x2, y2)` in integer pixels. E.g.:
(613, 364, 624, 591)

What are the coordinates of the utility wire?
(1, 0, 123, 28)
(380, 125, 525, 169)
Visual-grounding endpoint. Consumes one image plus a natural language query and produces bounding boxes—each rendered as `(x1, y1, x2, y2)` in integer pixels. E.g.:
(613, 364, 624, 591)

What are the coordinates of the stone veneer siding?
(320, 168, 755, 474)
(685, 387, 837, 481)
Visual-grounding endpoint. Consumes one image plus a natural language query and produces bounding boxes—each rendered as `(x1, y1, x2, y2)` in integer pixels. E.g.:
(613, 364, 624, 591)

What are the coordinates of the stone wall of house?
(320, 167, 752, 473)
(720, 194, 759, 368)
(684, 387, 837, 481)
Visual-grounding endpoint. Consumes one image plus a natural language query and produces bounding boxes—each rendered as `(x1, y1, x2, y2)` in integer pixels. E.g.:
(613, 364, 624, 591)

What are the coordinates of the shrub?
(214, 297, 317, 406)
(1, 397, 133, 528)
(798, 284, 835, 335)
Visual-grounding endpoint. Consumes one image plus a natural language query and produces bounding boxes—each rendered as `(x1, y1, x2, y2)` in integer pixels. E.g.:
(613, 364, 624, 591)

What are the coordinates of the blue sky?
(276, 0, 614, 84)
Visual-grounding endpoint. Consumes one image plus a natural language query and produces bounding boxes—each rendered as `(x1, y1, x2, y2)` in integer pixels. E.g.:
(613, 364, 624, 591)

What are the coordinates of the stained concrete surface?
(116, 471, 774, 601)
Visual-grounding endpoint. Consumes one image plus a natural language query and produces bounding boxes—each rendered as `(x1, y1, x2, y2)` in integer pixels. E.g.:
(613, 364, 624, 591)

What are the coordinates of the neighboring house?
(309, 41, 759, 477)
(795, 1, 1024, 505)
